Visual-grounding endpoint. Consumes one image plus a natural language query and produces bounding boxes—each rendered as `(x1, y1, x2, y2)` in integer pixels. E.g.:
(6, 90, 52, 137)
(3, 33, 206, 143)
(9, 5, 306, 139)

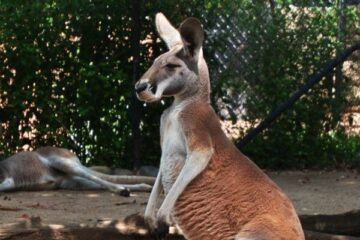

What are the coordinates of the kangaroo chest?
(160, 106, 187, 194)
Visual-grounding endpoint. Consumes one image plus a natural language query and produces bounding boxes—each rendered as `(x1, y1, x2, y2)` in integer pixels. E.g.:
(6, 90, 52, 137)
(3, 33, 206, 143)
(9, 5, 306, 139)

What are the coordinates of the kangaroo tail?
(87, 169, 155, 185)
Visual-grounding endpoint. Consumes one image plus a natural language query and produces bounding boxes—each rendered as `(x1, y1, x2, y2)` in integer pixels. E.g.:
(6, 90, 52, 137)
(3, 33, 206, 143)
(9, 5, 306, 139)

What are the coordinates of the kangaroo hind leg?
(235, 219, 292, 240)
(45, 155, 130, 196)
(60, 176, 103, 190)
(0, 178, 16, 192)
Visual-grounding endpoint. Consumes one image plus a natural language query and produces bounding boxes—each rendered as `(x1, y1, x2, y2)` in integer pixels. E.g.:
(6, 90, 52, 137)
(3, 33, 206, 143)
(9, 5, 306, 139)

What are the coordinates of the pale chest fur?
(160, 104, 187, 194)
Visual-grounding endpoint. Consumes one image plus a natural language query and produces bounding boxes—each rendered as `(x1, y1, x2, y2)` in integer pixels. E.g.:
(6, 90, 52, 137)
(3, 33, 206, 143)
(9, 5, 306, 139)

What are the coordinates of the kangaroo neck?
(174, 79, 210, 105)
(173, 90, 209, 107)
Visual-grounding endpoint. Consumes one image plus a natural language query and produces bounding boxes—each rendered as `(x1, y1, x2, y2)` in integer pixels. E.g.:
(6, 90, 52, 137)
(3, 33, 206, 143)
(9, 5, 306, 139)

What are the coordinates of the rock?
(113, 168, 134, 176)
(89, 166, 112, 174)
(138, 166, 159, 177)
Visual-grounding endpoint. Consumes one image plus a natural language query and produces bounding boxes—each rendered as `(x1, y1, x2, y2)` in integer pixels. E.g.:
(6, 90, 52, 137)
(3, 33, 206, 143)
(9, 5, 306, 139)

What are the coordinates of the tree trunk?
(129, 0, 142, 171)
(332, 0, 346, 127)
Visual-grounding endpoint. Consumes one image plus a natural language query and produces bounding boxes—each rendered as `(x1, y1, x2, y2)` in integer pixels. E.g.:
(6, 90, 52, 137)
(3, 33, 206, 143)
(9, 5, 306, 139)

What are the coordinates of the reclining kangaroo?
(135, 13, 305, 239)
(0, 147, 153, 196)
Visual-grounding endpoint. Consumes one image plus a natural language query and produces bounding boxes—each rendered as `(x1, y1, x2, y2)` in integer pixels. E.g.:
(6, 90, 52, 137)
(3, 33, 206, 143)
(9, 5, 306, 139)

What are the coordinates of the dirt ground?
(1, 170, 360, 226)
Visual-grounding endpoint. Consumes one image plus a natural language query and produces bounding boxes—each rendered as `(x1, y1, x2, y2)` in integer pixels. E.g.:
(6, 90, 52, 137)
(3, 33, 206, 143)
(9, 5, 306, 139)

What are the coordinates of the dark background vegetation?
(0, 0, 359, 170)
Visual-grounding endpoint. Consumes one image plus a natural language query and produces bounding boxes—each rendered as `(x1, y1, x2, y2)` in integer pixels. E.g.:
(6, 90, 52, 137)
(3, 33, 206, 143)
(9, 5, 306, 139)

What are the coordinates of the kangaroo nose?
(135, 82, 148, 93)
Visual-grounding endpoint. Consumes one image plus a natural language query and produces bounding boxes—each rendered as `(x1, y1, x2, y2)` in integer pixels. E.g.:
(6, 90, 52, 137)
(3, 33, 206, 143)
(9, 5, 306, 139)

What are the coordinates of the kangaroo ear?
(179, 17, 204, 60)
(155, 12, 182, 49)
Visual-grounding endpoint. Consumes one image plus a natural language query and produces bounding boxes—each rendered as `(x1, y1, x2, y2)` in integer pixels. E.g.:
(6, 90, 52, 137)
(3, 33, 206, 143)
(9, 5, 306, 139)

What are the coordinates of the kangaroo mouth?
(149, 84, 157, 95)
(135, 81, 161, 102)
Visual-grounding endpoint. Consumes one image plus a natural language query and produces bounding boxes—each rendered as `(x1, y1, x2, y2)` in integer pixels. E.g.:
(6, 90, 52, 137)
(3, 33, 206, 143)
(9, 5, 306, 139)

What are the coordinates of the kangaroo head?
(135, 13, 207, 103)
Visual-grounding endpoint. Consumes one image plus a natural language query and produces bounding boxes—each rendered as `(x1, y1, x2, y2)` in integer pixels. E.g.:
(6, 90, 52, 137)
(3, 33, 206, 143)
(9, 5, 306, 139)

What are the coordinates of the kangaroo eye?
(166, 63, 181, 69)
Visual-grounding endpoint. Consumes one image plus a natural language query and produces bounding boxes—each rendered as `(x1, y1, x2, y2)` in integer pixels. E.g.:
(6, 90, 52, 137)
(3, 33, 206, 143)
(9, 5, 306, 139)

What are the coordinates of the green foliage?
(0, 0, 359, 169)
(209, 1, 360, 168)
(0, 1, 135, 166)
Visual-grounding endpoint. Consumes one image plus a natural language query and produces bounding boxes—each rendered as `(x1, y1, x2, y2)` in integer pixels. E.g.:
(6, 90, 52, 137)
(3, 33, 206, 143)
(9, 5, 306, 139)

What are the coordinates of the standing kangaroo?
(0, 147, 153, 196)
(135, 13, 305, 240)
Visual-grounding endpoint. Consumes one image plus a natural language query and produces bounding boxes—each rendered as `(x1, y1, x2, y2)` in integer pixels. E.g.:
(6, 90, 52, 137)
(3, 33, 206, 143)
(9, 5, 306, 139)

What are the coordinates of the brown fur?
(175, 103, 303, 239)
(0, 147, 154, 193)
(137, 13, 305, 240)
(1, 150, 59, 190)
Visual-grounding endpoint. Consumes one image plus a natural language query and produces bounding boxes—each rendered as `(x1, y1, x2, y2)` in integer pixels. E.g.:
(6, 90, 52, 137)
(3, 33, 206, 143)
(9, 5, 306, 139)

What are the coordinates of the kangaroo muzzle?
(135, 80, 157, 93)
(135, 82, 148, 93)
(135, 79, 160, 102)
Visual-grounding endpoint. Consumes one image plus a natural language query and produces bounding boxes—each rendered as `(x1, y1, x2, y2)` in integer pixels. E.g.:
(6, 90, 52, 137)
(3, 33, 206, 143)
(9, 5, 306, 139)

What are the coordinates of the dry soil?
(0, 170, 359, 226)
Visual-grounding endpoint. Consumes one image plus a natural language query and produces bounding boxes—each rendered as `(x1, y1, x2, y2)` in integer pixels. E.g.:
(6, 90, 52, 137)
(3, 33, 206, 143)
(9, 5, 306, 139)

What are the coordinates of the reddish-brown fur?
(174, 103, 303, 239)
(137, 13, 305, 240)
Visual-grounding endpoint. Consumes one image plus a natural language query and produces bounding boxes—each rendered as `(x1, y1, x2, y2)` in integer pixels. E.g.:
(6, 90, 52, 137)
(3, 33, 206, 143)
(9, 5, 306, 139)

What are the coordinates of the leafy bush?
(205, 1, 360, 168)
(0, 1, 135, 166)
(0, 0, 359, 169)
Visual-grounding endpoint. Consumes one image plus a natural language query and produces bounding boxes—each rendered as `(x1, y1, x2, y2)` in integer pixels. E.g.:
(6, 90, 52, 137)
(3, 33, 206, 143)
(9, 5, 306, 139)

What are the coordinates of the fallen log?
(2, 225, 360, 240)
(2, 212, 360, 240)
(0, 215, 183, 240)
(0, 227, 166, 240)
(305, 230, 360, 240)
(300, 210, 360, 236)
(2, 221, 360, 240)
